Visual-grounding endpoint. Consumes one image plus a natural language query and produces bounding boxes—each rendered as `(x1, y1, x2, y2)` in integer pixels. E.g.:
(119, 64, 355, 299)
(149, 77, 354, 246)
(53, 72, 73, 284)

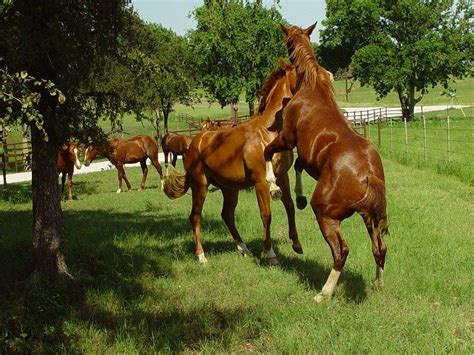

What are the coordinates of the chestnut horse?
(264, 23, 388, 302)
(200, 118, 237, 131)
(161, 132, 193, 167)
(57, 142, 81, 200)
(163, 59, 302, 264)
(83, 135, 163, 193)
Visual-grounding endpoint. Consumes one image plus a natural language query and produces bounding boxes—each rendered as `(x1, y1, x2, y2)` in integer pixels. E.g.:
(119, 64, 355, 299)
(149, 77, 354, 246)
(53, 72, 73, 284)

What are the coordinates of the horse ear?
(304, 21, 317, 36)
(280, 23, 289, 35)
(278, 58, 286, 69)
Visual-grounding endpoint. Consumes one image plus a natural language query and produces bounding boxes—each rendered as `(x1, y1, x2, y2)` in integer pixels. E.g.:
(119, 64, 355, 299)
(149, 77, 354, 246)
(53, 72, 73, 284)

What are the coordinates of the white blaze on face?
(84, 147, 90, 166)
(74, 148, 81, 169)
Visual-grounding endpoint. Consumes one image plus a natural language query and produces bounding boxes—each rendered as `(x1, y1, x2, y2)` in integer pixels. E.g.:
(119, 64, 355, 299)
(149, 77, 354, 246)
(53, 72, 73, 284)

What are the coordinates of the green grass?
(355, 111, 474, 185)
(1, 158, 472, 353)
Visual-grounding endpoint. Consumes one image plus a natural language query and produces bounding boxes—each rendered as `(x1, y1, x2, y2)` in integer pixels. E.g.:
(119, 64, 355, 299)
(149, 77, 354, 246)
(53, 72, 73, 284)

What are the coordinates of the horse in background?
(161, 132, 193, 167)
(200, 118, 237, 131)
(57, 142, 81, 200)
(163, 59, 302, 265)
(83, 135, 163, 193)
(264, 23, 388, 302)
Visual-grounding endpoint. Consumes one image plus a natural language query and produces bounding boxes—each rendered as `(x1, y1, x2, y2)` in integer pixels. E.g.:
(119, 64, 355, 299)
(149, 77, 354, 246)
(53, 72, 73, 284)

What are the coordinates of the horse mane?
(258, 66, 286, 114)
(285, 29, 335, 99)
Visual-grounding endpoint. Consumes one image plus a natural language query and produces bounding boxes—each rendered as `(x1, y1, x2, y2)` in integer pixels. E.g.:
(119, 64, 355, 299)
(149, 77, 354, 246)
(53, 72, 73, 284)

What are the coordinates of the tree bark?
(155, 108, 162, 141)
(398, 85, 416, 122)
(30, 123, 71, 281)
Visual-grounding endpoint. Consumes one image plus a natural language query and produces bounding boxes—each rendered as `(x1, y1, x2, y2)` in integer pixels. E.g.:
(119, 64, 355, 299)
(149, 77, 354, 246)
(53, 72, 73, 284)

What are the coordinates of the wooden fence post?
(377, 116, 381, 147)
(446, 107, 451, 162)
(1, 125, 7, 185)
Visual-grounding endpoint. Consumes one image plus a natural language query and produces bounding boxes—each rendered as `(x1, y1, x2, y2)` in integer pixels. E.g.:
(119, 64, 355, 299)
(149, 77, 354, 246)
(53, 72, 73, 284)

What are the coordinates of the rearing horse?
(265, 23, 388, 302)
(163, 59, 302, 264)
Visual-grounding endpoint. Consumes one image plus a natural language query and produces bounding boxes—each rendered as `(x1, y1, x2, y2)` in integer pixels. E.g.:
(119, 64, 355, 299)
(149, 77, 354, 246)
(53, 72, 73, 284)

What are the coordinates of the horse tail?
(356, 175, 389, 238)
(163, 164, 189, 199)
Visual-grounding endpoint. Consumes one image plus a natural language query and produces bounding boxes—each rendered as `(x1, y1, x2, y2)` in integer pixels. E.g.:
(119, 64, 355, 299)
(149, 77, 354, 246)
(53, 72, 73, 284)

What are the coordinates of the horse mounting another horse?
(164, 58, 302, 265)
(264, 23, 389, 302)
(161, 132, 193, 167)
(57, 142, 81, 200)
(83, 134, 163, 193)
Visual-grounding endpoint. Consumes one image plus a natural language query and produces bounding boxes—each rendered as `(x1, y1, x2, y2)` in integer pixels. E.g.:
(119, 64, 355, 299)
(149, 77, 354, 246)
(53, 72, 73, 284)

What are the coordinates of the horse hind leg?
(172, 153, 178, 167)
(313, 215, 348, 302)
(294, 157, 307, 210)
(139, 159, 149, 190)
(190, 182, 208, 264)
(362, 213, 388, 289)
(221, 188, 253, 257)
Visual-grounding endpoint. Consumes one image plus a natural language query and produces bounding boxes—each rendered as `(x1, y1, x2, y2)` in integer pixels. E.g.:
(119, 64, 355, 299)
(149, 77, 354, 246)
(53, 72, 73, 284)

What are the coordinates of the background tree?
(0, 0, 129, 281)
(319, 0, 473, 120)
(188, 0, 286, 117)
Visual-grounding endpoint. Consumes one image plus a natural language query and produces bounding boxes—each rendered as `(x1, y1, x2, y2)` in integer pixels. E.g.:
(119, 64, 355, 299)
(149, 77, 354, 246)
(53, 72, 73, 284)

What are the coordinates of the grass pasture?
(0, 158, 473, 353)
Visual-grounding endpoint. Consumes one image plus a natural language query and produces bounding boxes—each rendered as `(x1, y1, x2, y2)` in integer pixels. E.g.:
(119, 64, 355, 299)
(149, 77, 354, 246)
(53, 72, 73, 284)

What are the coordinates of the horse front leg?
(294, 157, 307, 210)
(255, 181, 277, 265)
(264, 132, 296, 200)
(66, 171, 73, 200)
(172, 153, 178, 167)
(277, 173, 303, 254)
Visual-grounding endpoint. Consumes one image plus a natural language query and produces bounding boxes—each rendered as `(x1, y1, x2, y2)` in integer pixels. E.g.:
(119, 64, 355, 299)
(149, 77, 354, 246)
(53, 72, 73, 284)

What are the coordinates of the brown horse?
(264, 23, 388, 302)
(161, 132, 193, 167)
(163, 59, 302, 264)
(200, 118, 237, 131)
(56, 142, 81, 200)
(83, 135, 163, 193)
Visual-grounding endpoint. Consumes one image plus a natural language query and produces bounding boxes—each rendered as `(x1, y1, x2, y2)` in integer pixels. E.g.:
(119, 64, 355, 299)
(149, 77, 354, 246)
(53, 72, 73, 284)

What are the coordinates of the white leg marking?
(197, 253, 208, 264)
(265, 161, 281, 201)
(266, 246, 278, 265)
(116, 188, 122, 194)
(375, 266, 384, 288)
(314, 268, 341, 303)
(237, 242, 254, 257)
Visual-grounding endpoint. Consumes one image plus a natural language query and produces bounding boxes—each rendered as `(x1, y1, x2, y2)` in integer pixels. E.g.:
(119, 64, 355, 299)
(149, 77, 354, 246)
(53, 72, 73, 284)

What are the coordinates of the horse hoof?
(314, 292, 330, 303)
(373, 279, 384, 290)
(267, 257, 279, 266)
(296, 196, 307, 210)
(292, 244, 304, 254)
(270, 187, 282, 201)
(237, 243, 254, 257)
(116, 188, 122, 194)
(197, 253, 208, 264)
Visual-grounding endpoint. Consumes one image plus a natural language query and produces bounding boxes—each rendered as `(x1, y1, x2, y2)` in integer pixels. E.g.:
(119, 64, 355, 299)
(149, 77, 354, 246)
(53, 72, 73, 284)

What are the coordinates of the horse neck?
(257, 81, 289, 127)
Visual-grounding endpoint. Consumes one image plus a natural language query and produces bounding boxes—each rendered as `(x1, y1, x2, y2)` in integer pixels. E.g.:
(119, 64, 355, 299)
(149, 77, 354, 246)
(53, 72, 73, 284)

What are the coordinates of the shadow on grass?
(0, 207, 257, 353)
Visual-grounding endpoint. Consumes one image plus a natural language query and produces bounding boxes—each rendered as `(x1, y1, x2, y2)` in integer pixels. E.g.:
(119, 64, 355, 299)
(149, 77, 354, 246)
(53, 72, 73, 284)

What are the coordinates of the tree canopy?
(0, 0, 130, 280)
(319, 0, 473, 120)
(188, 0, 286, 115)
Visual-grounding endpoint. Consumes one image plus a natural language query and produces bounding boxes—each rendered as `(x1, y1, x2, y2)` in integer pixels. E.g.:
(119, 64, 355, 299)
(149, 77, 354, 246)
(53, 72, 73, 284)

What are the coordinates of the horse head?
(60, 142, 81, 170)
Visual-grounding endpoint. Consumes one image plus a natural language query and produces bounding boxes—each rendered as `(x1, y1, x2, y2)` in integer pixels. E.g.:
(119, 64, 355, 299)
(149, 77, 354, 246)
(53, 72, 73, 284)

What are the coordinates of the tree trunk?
(22, 124, 31, 171)
(162, 109, 170, 134)
(248, 101, 255, 117)
(398, 85, 416, 122)
(155, 108, 162, 142)
(110, 109, 118, 134)
(30, 124, 71, 281)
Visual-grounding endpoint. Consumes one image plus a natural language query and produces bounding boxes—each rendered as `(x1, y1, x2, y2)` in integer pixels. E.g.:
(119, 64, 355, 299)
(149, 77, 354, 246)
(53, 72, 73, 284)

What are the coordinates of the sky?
(132, 0, 326, 43)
